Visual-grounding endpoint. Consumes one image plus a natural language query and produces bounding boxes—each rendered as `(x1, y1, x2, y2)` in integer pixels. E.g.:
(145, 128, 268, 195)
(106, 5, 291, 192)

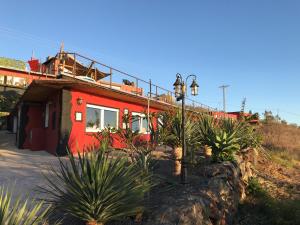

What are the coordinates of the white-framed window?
(86, 104, 119, 132)
(131, 112, 148, 134)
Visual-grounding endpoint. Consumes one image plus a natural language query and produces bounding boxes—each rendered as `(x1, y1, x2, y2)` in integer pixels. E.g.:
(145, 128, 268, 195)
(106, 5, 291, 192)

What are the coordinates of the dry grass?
(258, 122, 300, 160)
(237, 123, 300, 225)
(269, 151, 299, 169)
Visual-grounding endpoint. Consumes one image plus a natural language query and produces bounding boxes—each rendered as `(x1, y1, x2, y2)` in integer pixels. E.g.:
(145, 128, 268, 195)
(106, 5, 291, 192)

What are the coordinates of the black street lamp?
(173, 73, 199, 184)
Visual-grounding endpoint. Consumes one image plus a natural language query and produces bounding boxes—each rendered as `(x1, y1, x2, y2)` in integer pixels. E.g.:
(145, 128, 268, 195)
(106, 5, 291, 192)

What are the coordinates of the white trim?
(132, 112, 145, 117)
(86, 104, 119, 132)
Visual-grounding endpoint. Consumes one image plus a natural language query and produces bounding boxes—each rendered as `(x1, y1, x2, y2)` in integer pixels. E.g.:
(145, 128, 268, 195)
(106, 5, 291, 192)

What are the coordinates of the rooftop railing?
(56, 52, 217, 113)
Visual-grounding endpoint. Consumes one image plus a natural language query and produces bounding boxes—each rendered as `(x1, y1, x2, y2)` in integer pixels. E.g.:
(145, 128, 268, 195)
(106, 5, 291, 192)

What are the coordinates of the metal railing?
(55, 52, 217, 113)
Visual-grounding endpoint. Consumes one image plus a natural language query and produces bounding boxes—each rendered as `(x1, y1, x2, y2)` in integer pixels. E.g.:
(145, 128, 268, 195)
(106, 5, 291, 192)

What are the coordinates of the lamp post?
(173, 73, 199, 184)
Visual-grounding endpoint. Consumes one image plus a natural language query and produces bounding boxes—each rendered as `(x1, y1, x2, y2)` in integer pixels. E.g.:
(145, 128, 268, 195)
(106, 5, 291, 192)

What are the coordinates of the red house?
(7, 51, 217, 155)
(13, 78, 173, 155)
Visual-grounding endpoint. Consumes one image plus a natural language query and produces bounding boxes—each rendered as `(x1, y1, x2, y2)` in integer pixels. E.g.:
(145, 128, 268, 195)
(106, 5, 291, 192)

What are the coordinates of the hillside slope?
(237, 122, 300, 225)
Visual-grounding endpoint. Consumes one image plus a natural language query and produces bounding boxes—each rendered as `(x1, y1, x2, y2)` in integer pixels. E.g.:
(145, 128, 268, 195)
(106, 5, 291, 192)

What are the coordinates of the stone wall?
(145, 148, 258, 225)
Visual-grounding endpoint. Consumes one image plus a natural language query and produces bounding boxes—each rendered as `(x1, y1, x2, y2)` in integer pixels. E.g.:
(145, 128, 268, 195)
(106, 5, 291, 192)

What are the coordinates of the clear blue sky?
(1, 0, 299, 124)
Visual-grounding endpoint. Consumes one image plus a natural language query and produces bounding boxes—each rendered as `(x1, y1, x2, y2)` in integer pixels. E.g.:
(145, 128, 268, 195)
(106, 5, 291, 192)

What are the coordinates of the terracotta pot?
(204, 145, 212, 158)
(173, 147, 182, 176)
(86, 221, 103, 225)
(135, 212, 143, 222)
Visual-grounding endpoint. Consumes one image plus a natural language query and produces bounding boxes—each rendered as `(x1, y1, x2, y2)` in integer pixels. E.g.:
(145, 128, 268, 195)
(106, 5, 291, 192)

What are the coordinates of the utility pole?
(219, 85, 229, 112)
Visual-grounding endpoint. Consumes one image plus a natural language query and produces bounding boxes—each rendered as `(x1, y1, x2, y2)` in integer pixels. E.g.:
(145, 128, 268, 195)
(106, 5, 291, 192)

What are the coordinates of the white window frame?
(131, 112, 149, 134)
(86, 104, 119, 132)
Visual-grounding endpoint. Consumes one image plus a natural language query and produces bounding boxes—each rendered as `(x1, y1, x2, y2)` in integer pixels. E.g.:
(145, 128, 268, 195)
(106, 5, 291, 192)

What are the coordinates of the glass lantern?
(190, 79, 199, 96)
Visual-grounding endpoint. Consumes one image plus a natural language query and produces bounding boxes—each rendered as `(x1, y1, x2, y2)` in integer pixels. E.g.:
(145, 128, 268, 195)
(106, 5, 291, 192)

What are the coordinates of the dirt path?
(0, 130, 60, 200)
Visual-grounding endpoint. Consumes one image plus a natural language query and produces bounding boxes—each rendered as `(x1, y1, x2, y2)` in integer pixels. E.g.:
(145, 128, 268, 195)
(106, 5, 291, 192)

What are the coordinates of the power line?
(0, 26, 60, 49)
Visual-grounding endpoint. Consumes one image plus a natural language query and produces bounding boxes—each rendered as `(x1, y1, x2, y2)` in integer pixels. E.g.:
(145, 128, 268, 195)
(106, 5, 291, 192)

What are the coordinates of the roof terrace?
(54, 52, 217, 113)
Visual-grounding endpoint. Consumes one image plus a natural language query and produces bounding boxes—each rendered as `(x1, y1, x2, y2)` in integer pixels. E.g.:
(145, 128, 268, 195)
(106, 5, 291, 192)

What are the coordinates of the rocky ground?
(236, 148, 300, 225)
(256, 149, 300, 200)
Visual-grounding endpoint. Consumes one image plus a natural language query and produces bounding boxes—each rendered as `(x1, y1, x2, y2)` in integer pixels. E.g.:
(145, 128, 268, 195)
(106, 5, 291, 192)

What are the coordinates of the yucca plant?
(42, 150, 152, 225)
(132, 149, 156, 177)
(164, 110, 196, 148)
(0, 186, 49, 225)
(192, 114, 216, 145)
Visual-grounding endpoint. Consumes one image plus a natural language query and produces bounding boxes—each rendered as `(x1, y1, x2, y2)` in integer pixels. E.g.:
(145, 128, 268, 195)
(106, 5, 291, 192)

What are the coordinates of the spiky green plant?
(0, 186, 49, 225)
(116, 113, 142, 152)
(194, 115, 241, 162)
(209, 130, 240, 162)
(94, 127, 114, 152)
(220, 119, 262, 149)
(192, 114, 216, 145)
(42, 150, 152, 225)
(164, 110, 196, 148)
(132, 149, 156, 176)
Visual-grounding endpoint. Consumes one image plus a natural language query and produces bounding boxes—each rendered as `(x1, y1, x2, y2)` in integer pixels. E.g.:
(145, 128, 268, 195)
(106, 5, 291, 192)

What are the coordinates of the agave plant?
(209, 130, 240, 162)
(194, 115, 241, 162)
(220, 119, 262, 149)
(0, 186, 49, 225)
(43, 150, 152, 225)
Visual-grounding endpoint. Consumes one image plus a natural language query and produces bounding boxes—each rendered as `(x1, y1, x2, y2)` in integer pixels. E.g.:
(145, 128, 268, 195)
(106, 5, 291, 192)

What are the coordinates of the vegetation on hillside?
(237, 177, 300, 225)
(0, 57, 26, 70)
(0, 90, 20, 112)
(259, 117, 300, 161)
(237, 110, 300, 225)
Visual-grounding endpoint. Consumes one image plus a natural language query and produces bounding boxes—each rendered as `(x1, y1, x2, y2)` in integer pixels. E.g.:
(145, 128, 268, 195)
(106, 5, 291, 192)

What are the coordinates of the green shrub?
(116, 114, 142, 152)
(193, 115, 240, 162)
(43, 150, 152, 225)
(241, 178, 300, 225)
(132, 149, 156, 177)
(246, 177, 266, 196)
(193, 115, 261, 162)
(0, 186, 49, 225)
(220, 119, 262, 149)
(164, 110, 196, 148)
(210, 131, 240, 162)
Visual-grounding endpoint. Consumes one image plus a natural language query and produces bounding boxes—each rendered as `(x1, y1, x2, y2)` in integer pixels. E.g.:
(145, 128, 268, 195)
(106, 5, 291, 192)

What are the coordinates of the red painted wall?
(68, 90, 160, 153)
(0, 67, 56, 85)
(23, 106, 45, 150)
(23, 91, 60, 154)
(212, 111, 238, 120)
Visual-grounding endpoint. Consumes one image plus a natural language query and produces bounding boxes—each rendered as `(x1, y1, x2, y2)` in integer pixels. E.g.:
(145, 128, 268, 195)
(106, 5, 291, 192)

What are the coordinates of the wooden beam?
(85, 61, 95, 77)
